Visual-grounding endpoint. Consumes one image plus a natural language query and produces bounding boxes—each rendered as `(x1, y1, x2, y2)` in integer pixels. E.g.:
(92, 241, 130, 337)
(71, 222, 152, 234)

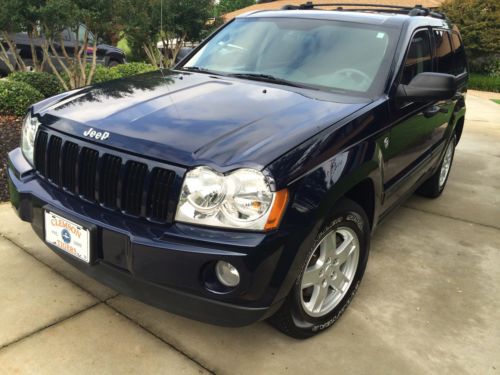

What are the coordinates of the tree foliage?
(118, 0, 214, 67)
(441, 0, 500, 57)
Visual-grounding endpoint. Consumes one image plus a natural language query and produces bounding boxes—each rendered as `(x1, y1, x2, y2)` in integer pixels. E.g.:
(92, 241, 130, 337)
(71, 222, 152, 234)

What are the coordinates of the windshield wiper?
(228, 73, 313, 89)
(180, 66, 224, 76)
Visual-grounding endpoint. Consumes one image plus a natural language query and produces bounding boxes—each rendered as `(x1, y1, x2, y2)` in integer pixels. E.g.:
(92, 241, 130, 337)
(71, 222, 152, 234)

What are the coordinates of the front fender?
(269, 139, 384, 303)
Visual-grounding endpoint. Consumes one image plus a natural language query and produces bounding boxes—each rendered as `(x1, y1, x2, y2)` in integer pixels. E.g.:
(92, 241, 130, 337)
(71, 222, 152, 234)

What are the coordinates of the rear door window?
(401, 30, 432, 85)
(433, 30, 454, 74)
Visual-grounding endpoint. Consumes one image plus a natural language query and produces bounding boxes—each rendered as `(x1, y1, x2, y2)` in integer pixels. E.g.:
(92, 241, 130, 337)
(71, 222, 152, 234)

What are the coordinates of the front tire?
(269, 198, 370, 339)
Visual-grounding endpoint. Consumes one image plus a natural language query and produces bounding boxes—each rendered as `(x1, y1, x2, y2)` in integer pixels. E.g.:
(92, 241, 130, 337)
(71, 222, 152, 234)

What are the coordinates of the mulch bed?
(0, 115, 22, 202)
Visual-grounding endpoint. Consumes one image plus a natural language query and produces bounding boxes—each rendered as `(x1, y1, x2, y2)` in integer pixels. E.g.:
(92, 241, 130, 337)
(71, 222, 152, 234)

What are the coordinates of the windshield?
(183, 17, 398, 96)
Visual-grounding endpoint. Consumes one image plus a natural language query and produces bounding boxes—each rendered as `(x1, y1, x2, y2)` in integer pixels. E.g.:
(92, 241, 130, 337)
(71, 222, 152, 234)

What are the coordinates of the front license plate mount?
(43, 207, 97, 264)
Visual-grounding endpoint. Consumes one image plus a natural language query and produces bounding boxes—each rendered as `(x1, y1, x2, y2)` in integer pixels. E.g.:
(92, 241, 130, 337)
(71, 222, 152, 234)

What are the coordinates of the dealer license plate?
(44, 211, 90, 263)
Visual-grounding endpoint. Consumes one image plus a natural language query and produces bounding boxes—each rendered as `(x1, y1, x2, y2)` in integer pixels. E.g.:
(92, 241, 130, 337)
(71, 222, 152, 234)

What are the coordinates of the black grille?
(34, 130, 175, 222)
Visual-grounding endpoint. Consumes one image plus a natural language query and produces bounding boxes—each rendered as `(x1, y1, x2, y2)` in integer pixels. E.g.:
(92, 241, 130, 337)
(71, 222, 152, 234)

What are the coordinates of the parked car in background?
(0, 24, 126, 75)
(8, 3, 467, 339)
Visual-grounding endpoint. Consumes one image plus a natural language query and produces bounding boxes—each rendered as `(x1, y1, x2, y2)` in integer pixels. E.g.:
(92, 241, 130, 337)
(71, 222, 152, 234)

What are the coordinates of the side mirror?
(397, 72, 456, 102)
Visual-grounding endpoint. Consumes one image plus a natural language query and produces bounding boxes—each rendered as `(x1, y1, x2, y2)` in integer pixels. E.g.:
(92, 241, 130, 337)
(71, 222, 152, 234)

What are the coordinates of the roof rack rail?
(281, 2, 446, 19)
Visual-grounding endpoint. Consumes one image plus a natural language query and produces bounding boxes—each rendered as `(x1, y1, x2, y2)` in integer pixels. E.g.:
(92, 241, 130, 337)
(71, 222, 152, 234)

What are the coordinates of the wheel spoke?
(302, 266, 322, 288)
(310, 285, 329, 313)
(321, 233, 336, 259)
(335, 234, 355, 265)
(330, 270, 349, 291)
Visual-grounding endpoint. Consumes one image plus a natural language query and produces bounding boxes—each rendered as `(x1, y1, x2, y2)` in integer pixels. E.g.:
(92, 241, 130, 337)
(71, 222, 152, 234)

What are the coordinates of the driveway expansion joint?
(0, 232, 216, 374)
(104, 302, 216, 375)
(403, 205, 500, 231)
(0, 301, 101, 351)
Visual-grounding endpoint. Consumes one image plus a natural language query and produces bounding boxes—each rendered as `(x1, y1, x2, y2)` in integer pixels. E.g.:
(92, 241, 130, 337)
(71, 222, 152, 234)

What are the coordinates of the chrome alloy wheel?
(300, 227, 360, 318)
(439, 140, 455, 188)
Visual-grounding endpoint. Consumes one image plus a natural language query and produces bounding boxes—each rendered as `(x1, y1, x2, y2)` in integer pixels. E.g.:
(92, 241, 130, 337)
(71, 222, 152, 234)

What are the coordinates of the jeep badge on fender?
(8, 3, 468, 339)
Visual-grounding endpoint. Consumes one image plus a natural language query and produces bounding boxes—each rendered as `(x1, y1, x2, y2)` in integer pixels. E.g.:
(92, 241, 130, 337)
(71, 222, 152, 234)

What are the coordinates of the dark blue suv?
(8, 3, 467, 338)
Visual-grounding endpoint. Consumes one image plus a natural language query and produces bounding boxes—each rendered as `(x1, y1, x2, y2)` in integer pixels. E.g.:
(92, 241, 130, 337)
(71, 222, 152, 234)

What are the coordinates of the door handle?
(423, 105, 447, 118)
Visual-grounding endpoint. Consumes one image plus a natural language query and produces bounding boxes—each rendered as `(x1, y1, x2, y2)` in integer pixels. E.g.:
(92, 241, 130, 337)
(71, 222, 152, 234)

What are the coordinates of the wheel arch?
(344, 178, 376, 230)
(454, 116, 465, 144)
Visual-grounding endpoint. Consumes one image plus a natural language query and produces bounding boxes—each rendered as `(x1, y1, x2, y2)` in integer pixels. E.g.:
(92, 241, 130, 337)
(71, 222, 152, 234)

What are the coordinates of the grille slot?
(46, 136, 62, 184)
(34, 131, 49, 175)
(147, 168, 174, 222)
(61, 141, 79, 192)
(121, 161, 148, 216)
(79, 147, 99, 201)
(33, 131, 175, 223)
(99, 154, 122, 208)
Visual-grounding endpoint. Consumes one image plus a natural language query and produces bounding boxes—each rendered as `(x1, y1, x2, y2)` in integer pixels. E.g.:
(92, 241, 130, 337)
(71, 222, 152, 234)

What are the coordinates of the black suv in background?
(0, 24, 125, 74)
(8, 3, 468, 339)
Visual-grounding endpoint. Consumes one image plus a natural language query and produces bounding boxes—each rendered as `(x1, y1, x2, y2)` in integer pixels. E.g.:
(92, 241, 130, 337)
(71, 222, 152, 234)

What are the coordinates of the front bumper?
(7, 148, 290, 326)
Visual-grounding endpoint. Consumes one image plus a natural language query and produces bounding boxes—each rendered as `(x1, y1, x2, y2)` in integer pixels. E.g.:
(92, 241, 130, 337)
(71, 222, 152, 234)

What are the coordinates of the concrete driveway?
(0, 92, 499, 374)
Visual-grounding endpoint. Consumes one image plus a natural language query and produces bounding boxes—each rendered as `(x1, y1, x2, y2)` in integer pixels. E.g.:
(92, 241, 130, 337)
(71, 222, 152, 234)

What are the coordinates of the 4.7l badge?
(83, 127, 110, 141)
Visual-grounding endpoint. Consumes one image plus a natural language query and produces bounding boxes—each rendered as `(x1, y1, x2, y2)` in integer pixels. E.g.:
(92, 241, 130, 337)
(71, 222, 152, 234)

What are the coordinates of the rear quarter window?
(451, 32, 467, 76)
(433, 30, 454, 74)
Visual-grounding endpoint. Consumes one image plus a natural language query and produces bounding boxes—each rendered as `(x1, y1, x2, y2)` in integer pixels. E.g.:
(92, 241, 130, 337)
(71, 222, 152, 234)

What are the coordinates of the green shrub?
(0, 80, 44, 116)
(91, 64, 123, 84)
(60, 62, 157, 88)
(468, 73, 500, 92)
(112, 62, 157, 77)
(60, 64, 122, 86)
(7, 71, 62, 98)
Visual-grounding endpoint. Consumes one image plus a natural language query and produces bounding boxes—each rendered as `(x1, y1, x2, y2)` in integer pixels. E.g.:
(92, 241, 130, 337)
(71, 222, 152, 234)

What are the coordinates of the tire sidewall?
(438, 134, 457, 193)
(289, 202, 370, 335)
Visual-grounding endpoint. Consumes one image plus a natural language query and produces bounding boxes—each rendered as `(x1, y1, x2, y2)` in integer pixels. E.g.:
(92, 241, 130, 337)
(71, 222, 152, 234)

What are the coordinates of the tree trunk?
(143, 43, 158, 66)
(0, 38, 16, 72)
(42, 43, 69, 91)
(1, 31, 27, 71)
(47, 39, 73, 88)
(86, 36, 99, 86)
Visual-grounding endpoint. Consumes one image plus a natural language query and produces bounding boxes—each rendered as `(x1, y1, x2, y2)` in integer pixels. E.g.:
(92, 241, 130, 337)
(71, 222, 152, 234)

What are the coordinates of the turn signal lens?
(265, 189, 289, 231)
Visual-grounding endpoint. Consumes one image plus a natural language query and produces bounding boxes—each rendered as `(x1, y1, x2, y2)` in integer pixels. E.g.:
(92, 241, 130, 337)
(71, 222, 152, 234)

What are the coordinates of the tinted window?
(451, 32, 467, 75)
(434, 30, 454, 74)
(401, 30, 432, 85)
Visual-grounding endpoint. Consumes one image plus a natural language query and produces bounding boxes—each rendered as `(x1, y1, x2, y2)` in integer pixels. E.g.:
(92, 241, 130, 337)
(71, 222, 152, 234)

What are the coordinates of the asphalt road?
(0, 92, 498, 374)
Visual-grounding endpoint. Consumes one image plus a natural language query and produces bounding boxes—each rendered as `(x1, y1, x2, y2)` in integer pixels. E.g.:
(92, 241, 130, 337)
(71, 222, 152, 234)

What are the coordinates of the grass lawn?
(469, 73, 500, 93)
(491, 99, 500, 104)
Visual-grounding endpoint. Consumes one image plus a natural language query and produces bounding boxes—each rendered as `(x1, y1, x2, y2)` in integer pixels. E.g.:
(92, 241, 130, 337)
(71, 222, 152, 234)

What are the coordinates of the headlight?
(175, 167, 288, 231)
(21, 111, 41, 165)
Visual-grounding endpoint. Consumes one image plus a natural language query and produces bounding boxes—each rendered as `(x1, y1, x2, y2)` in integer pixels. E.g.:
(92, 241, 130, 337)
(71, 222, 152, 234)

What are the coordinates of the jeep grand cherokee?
(8, 3, 467, 338)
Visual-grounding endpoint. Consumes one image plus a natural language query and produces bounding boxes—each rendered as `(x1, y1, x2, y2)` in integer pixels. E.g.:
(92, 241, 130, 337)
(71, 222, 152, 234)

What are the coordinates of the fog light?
(215, 261, 240, 287)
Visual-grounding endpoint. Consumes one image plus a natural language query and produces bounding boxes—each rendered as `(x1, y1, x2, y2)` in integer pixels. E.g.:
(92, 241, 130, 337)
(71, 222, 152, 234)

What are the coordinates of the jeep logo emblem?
(83, 128, 110, 141)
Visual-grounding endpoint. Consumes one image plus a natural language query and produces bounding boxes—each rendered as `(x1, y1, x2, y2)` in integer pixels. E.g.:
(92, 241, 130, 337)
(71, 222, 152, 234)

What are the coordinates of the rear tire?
(417, 134, 456, 198)
(108, 60, 120, 68)
(269, 198, 370, 339)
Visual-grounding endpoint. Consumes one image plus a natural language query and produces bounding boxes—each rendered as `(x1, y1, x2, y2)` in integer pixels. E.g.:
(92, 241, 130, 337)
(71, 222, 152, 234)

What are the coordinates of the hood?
(36, 71, 369, 170)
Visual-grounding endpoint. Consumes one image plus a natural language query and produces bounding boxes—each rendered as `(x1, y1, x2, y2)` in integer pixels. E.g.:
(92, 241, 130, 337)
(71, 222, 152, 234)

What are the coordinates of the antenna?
(160, 0, 164, 69)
